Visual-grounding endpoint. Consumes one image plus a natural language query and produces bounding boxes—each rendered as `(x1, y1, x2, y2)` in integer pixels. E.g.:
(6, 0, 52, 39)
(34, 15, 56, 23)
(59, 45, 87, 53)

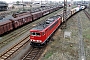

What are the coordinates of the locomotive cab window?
(31, 32, 35, 36)
(36, 33, 40, 36)
(30, 32, 40, 36)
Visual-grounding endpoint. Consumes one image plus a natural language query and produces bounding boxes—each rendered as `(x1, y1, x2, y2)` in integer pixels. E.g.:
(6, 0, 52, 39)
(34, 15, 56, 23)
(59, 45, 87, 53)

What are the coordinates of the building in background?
(31, 0, 35, 3)
(0, 1, 8, 11)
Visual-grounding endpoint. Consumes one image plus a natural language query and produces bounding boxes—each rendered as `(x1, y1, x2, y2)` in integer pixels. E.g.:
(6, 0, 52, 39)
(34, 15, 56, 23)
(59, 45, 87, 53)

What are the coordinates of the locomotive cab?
(30, 30, 46, 46)
(30, 32, 42, 43)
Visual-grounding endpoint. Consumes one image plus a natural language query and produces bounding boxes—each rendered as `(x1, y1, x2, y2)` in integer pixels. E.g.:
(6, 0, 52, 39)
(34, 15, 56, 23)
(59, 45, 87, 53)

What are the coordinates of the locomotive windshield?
(30, 32, 40, 36)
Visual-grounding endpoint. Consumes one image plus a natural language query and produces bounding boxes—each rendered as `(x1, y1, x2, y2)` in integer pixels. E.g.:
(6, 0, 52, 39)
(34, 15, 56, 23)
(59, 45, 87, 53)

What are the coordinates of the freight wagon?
(0, 5, 63, 36)
(0, 20, 13, 35)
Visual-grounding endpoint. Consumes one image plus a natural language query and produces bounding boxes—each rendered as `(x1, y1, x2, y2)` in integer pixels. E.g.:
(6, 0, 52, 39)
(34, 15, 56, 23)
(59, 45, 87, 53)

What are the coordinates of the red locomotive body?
(30, 15, 62, 46)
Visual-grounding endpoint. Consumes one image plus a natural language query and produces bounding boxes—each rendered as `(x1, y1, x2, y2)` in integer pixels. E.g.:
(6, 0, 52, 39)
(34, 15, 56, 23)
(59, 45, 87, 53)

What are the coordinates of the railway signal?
(63, 0, 67, 20)
(62, 0, 67, 29)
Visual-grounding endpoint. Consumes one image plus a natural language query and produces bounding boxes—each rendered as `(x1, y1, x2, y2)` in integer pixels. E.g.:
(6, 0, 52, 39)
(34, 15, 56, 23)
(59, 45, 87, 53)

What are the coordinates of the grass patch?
(44, 51, 53, 59)
(84, 34, 90, 40)
(83, 28, 90, 40)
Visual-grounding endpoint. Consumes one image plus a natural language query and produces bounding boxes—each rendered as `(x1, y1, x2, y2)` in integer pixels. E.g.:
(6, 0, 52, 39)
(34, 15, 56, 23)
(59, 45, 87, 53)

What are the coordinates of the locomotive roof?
(31, 15, 61, 31)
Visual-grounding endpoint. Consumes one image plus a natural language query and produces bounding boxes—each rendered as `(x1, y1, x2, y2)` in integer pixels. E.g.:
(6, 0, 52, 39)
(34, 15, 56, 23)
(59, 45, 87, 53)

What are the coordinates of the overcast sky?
(1, 0, 89, 3)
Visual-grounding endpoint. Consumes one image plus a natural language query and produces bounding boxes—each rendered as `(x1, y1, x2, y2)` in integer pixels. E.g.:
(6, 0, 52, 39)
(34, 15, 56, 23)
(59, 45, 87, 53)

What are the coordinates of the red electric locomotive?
(30, 15, 62, 47)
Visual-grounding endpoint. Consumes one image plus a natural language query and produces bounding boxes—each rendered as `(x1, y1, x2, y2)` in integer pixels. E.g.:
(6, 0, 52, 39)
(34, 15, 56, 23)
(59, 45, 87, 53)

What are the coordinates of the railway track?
(83, 10, 90, 20)
(22, 46, 46, 60)
(0, 8, 62, 49)
(0, 8, 63, 59)
(0, 35, 29, 60)
(77, 14, 86, 60)
(21, 9, 72, 60)
(0, 8, 63, 49)
(22, 11, 65, 60)
(0, 6, 85, 60)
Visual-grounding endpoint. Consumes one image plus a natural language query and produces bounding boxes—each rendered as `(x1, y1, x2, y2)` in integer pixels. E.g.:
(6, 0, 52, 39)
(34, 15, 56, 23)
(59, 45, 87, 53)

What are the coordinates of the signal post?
(61, 0, 67, 29)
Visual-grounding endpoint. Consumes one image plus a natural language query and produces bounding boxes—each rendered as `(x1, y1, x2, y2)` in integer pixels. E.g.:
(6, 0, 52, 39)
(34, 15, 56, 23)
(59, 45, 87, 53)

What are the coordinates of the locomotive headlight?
(39, 40, 42, 42)
(33, 40, 35, 41)
(37, 40, 39, 42)
(30, 39, 32, 41)
(37, 40, 42, 42)
(30, 39, 42, 42)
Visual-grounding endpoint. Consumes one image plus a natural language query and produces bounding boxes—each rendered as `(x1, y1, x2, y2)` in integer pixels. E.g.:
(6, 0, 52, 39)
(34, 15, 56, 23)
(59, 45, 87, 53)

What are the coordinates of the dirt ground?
(82, 9, 90, 60)
(40, 10, 90, 60)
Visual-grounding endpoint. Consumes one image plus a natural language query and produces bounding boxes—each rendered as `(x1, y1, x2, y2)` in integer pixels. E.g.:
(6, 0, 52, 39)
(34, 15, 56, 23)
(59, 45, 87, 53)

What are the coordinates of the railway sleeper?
(4, 54, 9, 57)
(0, 58, 4, 60)
(7, 52, 12, 55)
(2, 56, 7, 59)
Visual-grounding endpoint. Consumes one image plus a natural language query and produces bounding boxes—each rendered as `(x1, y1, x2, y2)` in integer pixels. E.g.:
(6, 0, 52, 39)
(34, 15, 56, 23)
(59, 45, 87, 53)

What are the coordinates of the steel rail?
(77, 14, 86, 60)
(0, 36, 29, 60)
(83, 10, 90, 20)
